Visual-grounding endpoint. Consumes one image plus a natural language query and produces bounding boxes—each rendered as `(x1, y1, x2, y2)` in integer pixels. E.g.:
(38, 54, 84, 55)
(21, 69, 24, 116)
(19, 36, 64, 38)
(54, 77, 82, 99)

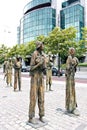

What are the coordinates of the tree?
(77, 27, 87, 62)
(44, 27, 77, 73)
(45, 27, 77, 55)
(0, 44, 9, 64)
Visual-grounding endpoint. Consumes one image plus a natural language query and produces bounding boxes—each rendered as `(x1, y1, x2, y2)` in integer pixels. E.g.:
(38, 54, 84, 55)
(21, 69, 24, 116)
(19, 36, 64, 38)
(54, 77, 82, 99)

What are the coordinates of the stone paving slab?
(75, 124, 87, 130)
(0, 74, 87, 130)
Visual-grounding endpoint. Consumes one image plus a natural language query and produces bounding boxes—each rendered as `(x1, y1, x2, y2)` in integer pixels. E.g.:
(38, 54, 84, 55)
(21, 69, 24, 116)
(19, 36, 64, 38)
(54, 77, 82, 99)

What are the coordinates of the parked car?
(26, 66, 30, 72)
(43, 67, 64, 76)
(52, 67, 64, 76)
(21, 66, 30, 72)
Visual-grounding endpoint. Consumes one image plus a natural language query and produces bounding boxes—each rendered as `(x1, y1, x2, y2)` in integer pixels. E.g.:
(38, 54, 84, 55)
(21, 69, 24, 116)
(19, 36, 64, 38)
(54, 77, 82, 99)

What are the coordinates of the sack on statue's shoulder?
(35, 56, 41, 64)
(17, 62, 21, 67)
(35, 56, 44, 65)
(15, 62, 21, 69)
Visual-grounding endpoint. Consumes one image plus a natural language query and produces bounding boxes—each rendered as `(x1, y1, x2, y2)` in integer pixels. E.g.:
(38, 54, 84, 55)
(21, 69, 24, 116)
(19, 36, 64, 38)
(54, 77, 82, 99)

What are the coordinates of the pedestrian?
(65, 47, 79, 116)
(46, 52, 53, 91)
(13, 56, 22, 91)
(28, 41, 46, 124)
(5, 58, 13, 86)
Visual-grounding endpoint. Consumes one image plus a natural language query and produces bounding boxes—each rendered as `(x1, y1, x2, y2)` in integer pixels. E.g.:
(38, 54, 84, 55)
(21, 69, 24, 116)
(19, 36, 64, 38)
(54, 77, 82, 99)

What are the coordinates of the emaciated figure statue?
(65, 47, 79, 116)
(5, 58, 13, 86)
(28, 41, 46, 124)
(46, 52, 53, 91)
(13, 56, 22, 91)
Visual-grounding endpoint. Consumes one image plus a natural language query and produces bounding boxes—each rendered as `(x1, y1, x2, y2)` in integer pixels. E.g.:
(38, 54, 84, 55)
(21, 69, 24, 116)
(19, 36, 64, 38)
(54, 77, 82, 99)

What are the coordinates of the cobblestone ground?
(0, 74, 87, 130)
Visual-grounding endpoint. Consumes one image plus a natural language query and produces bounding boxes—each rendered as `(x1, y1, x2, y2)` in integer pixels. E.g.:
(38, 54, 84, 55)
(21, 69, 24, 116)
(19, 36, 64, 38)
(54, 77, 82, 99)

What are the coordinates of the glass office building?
(17, 27, 20, 44)
(18, 0, 56, 44)
(60, 0, 84, 41)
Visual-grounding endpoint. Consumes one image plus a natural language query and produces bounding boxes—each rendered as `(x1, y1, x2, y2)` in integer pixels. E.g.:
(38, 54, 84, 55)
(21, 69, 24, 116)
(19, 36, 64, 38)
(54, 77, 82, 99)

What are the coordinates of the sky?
(0, 0, 30, 47)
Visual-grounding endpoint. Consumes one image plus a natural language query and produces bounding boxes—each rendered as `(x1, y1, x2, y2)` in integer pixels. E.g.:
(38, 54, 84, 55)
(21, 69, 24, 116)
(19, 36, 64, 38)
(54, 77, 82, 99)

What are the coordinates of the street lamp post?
(58, 53, 61, 77)
(57, 43, 61, 77)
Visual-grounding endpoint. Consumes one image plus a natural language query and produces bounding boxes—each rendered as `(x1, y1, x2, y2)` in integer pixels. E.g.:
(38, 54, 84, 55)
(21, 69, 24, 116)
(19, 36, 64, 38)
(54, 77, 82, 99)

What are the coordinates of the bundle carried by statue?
(14, 62, 22, 69)
(30, 55, 46, 73)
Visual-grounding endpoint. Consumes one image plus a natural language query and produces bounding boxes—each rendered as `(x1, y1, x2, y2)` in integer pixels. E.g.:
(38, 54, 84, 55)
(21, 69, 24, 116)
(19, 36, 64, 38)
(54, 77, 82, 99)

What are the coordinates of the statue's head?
(36, 41, 42, 48)
(36, 41, 44, 50)
(69, 47, 75, 55)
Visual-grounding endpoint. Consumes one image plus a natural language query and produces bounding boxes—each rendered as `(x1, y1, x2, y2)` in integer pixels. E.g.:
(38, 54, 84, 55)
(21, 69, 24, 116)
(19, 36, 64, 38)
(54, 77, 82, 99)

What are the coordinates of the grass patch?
(78, 62, 87, 67)
(61, 62, 87, 69)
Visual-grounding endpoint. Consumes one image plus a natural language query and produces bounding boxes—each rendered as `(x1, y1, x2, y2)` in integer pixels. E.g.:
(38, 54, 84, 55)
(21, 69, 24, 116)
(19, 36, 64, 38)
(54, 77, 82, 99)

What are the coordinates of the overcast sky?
(0, 0, 30, 47)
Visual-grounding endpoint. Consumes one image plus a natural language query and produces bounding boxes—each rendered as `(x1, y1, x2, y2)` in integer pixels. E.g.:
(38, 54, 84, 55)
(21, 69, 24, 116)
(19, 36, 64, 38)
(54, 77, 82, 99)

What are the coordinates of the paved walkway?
(0, 74, 87, 130)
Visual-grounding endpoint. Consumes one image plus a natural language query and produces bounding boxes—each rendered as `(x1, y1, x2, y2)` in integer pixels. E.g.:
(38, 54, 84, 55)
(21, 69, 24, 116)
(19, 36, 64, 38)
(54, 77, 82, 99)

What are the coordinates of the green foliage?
(0, 26, 87, 65)
(61, 64, 66, 69)
(24, 41, 35, 56)
(78, 62, 87, 67)
(45, 27, 77, 59)
(61, 62, 87, 69)
(7, 42, 35, 60)
(0, 44, 10, 64)
(35, 35, 45, 42)
(79, 27, 87, 52)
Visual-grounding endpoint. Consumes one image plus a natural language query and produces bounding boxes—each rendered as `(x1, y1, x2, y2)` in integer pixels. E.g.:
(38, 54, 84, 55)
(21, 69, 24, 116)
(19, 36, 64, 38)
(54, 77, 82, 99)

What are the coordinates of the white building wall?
(51, 0, 62, 27)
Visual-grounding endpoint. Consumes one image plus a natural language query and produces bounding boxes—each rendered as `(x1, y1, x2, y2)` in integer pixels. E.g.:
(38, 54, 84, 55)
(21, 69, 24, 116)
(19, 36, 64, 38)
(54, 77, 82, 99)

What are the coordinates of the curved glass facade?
(24, 0, 52, 14)
(18, 0, 85, 44)
(60, 3, 84, 41)
(19, 0, 56, 44)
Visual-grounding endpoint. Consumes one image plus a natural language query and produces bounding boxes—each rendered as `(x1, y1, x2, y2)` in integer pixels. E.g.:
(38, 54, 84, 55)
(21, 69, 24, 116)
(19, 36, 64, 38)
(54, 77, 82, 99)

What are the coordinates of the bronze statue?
(46, 52, 53, 91)
(28, 41, 46, 124)
(65, 47, 79, 116)
(5, 58, 13, 86)
(13, 56, 22, 91)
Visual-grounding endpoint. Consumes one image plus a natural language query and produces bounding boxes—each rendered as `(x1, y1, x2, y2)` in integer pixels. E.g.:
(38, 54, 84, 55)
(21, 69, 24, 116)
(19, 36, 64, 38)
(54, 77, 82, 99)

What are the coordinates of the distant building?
(17, 0, 85, 44)
(17, 0, 57, 44)
(60, 0, 85, 41)
(17, 27, 20, 44)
